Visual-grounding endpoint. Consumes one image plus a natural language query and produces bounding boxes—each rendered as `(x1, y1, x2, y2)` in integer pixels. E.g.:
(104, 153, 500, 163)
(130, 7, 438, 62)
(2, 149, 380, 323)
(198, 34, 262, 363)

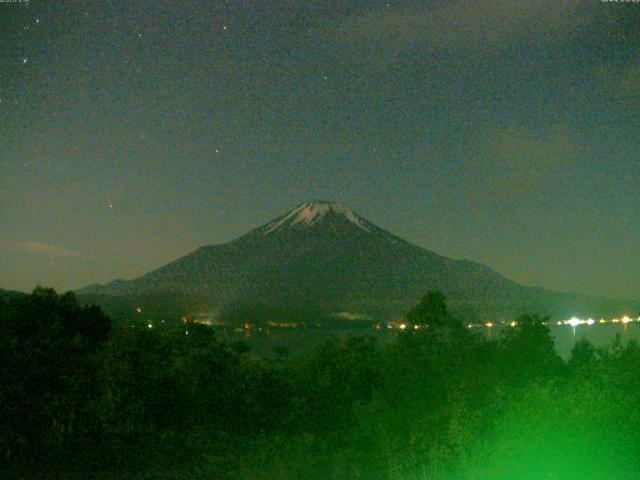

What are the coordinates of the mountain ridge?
(78, 201, 638, 321)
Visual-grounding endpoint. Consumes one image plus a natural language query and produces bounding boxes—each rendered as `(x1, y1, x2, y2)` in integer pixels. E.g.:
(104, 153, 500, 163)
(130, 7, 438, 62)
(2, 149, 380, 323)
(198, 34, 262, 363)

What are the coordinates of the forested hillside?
(3, 288, 640, 479)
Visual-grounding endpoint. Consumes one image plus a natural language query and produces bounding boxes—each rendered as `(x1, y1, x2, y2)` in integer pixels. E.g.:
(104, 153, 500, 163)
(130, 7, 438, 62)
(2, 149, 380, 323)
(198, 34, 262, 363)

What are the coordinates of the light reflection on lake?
(221, 323, 640, 359)
(551, 323, 640, 358)
(480, 323, 640, 358)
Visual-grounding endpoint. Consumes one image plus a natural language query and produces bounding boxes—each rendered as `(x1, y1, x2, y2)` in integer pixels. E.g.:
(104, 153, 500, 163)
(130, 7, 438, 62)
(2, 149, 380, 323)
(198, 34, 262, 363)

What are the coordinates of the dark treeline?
(2, 288, 640, 479)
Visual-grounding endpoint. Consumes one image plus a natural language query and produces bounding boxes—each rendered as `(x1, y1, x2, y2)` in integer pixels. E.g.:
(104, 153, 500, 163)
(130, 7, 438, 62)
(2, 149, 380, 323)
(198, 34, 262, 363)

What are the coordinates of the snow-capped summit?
(263, 200, 371, 234)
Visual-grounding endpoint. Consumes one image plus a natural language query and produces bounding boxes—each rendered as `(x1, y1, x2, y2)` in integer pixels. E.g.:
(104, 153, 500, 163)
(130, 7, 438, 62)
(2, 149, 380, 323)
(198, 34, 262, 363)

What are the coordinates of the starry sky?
(1, 0, 639, 300)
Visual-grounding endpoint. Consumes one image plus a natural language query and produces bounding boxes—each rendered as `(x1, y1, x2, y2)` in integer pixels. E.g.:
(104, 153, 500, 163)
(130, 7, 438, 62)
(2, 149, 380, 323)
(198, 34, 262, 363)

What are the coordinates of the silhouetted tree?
(0, 288, 111, 472)
(407, 291, 457, 329)
(498, 314, 562, 384)
(569, 336, 597, 368)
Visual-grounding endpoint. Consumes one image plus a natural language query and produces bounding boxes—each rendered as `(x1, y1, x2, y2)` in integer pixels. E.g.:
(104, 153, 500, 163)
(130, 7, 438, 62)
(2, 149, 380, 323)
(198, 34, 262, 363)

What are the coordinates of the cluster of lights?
(565, 317, 590, 328)
(565, 316, 637, 327)
(389, 323, 424, 331)
(431, 316, 640, 331)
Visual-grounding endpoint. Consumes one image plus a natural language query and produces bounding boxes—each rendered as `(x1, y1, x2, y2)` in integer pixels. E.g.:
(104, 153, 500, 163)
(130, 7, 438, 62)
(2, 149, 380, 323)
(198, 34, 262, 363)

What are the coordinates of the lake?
(220, 322, 640, 359)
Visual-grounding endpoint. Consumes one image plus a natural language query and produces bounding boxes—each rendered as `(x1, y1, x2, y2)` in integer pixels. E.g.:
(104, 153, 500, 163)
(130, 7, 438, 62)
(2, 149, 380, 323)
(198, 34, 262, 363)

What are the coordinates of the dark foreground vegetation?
(2, 288, 640, 479)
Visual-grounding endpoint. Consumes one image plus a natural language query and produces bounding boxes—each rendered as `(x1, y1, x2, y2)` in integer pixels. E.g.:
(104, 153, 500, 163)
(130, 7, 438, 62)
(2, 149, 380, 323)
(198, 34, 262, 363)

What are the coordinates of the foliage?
(406, 290, 454, 328)
(0, 288, 111, 472)
(2, 289, 640, 479)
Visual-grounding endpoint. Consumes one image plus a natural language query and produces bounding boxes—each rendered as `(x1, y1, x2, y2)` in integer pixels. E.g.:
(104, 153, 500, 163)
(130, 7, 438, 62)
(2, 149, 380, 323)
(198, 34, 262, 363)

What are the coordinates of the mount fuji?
(78, 201, 637, 322)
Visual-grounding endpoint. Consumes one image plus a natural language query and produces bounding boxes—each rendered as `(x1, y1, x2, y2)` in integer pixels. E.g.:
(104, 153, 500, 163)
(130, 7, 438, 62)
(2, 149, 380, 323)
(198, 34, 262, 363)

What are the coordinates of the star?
(35, 19, 40, 24)
(22, 58, 28, 64)
(222, 25, 227, 31)
(109, 203, 114, 208)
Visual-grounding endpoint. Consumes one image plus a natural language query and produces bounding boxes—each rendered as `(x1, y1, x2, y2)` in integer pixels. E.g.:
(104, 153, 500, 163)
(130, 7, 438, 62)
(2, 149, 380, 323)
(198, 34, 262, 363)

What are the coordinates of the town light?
(566, 317, 581, 328)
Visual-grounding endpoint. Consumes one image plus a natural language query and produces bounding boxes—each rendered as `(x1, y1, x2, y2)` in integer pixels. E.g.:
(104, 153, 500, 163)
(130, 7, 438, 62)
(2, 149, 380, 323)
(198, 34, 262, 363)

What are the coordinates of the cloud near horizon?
(328, 0, 592, 65)
(1, 241, 83, 258)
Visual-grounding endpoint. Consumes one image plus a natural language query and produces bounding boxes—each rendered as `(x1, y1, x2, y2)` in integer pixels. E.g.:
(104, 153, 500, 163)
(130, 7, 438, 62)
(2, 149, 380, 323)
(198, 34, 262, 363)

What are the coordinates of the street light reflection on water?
(218, 315, 640, 359)
(468, 315, 640, 359)
(463, 315, 640, 330)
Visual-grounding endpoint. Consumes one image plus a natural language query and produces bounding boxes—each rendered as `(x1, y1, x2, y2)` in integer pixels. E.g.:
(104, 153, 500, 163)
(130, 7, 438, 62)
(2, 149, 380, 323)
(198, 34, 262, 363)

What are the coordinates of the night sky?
(1, 1, 639, 300)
